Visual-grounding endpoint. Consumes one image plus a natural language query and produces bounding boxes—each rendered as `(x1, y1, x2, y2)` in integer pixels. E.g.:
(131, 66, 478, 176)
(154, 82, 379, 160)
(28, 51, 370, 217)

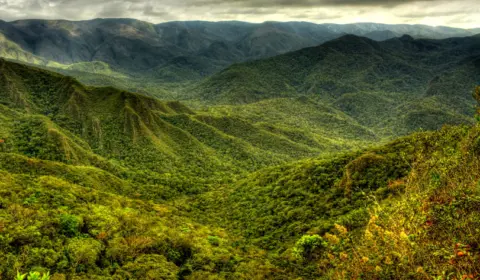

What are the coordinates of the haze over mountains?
(1, 18, 479, 84)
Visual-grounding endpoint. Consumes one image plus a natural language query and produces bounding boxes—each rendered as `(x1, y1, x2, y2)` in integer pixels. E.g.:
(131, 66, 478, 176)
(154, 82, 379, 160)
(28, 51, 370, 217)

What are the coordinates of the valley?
(0, 18, 479, 279)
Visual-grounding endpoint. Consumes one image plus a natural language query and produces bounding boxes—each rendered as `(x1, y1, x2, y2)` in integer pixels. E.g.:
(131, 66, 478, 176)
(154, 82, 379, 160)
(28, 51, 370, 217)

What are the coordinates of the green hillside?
(0, 19, 474, 76)
(0, 58, 323, 278)
(182, 122, 480, 279)
(0, 168, 284, 279)
(194, 35, 480, 103)
(4, 119, 480, 279)
(2, 24, 478, 144)
(0, 58, 382, 179)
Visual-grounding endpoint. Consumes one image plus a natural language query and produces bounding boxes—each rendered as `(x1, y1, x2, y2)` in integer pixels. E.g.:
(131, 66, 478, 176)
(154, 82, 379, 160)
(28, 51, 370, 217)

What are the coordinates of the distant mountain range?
(1, 18, 478, 139)
(0, 18, 479, 83)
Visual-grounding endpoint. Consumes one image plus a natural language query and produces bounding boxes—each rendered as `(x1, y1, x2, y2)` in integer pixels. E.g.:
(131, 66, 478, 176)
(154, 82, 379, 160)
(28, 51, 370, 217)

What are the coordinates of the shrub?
(59, 214, 82, 237)
(67, 238, 103, 269)
(207, 236, 220, 246)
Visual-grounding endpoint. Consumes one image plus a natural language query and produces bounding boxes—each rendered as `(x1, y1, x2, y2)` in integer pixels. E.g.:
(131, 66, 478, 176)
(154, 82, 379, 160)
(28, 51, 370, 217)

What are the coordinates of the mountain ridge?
(0, 18, 478, 87)
(190, 33, 479, 140)
(0, 57, 381, 196)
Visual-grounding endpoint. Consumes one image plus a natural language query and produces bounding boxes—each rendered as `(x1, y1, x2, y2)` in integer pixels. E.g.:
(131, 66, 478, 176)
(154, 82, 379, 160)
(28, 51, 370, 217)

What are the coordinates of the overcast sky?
(0, 0, 478, 29)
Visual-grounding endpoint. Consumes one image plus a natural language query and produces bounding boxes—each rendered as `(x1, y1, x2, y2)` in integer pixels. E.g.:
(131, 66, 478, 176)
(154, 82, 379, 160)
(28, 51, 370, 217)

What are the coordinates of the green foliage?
(310, 124, 480, 279)
(11, 116, 80, 163)
(188, 133, 418, 251)
(1, 58, 375, 201)
(59, 214, 81, 237)
(27, 271, 50, 280)
(15, 271, 50, 280)
(474, 85, 480, 118)
(207, 236, 221, 246)
(0, 172, 275, 279)
(67, 238, 103, 269)
(293, 235, 327, 261)
(114, 255, 178, 280)
(15, 271, 27, 280)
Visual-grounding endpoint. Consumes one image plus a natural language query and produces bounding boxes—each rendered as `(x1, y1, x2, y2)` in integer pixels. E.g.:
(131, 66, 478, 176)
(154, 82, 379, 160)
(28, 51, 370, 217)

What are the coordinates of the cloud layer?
(0, 0, 478, 28)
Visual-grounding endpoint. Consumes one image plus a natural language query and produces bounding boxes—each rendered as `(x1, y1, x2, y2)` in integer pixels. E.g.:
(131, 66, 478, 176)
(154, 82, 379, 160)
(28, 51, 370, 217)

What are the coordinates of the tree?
(59, 214, 82, 237)
(474, 85, 480, 119)
(292, 234, 327, 261)
(67, 238, 103, 270)
(114, 255, 178, 280)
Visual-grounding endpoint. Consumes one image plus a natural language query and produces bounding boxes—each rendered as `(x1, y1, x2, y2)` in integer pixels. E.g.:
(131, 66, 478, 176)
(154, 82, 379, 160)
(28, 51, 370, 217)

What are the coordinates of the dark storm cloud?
(96, 2, 131, 18)
(397, 11, 461, 18)
(214, 8, 277, 15)
(290, 12, 343, 20)
(0, 0, 478, 28)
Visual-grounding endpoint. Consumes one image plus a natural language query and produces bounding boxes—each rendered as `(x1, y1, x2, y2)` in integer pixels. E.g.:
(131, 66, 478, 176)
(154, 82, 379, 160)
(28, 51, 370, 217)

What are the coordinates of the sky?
(0, 0, 479, 29)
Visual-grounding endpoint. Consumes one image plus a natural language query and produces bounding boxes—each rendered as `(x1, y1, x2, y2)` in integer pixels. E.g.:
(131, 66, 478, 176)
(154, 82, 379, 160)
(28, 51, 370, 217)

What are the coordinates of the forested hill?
(186, 118, 480, 279)
(195, 34, 480, 103)
(191, 34, 480, 137)
(1, 72, 480, 278)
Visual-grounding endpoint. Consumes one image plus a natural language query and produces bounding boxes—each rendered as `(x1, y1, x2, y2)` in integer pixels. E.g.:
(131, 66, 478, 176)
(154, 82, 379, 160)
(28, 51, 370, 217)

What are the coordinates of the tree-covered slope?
(184, 121, 480, 279)
(0, 58, 380, 198)
(4, 119, 480, 279)
(0, 168, 286, 279)
(0, 53, 391, 280)
(0, 57, 354, 279)
(0, 59, 286, 278)
(195, 35, 480, 103)
(185, 130, 431, 248)
(1, 20, 480, 278)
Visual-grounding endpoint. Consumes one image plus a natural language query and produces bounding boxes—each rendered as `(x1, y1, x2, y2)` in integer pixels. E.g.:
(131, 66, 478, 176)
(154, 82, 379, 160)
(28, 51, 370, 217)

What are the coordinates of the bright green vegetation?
(1, 39, 480, 279)
(200, 97, 378, 150)
(15, 271, 50, 280)
(0, 170, 277, 279)
(183, 123, 480, 279)
(0, 58, 380, 193)
(0, 58, 379, 278)
(0, 59, 281, 279)
(2, 21, 478, 143)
